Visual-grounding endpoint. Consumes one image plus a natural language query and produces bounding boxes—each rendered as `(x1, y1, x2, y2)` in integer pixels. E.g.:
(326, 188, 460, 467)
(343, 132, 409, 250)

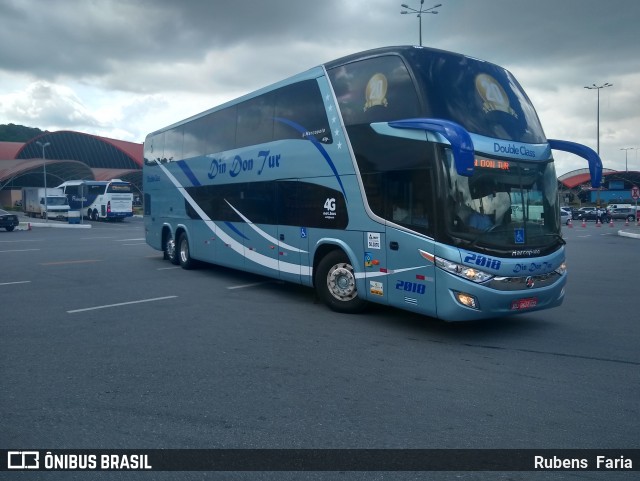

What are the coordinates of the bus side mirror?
(549, 139, 602, 188)
(388, 118, 475, 177)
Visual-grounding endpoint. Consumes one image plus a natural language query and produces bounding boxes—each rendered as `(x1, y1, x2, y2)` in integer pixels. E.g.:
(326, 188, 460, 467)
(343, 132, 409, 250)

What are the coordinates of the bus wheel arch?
(314, 247, 366, 314)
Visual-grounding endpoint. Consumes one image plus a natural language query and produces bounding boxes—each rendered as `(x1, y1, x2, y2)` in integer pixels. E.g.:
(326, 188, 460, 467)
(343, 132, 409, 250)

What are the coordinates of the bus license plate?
(511, 297, 538, 310)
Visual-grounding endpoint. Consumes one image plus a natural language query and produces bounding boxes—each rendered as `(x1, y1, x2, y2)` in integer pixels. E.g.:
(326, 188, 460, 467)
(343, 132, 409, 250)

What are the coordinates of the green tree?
(0, 123, 45, 142)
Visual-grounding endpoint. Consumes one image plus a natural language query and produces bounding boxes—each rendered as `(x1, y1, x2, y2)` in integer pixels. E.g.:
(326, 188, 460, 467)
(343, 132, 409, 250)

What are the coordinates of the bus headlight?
(435, 257, 494, 283)
(555, 262, 567, 275)
(453, 291, 480, 309)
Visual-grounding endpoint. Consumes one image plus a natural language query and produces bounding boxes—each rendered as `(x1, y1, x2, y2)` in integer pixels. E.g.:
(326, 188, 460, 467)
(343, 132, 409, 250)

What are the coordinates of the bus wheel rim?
(180, 239, 189, 263)
(327, 263, 357, 301)
(167, 238, 175, 258)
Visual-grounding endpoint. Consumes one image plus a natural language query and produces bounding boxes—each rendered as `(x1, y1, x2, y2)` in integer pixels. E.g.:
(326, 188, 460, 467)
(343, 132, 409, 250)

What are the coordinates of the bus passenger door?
(385, 227, 437, 315)
(384, 169, 438, 316)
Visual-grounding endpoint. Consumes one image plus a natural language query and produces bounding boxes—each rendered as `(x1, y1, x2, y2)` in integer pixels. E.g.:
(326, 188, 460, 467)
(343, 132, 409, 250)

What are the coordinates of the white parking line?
(0, 239, 42, 243)
(0, 248, 40, 253)
(117, 238, 145, 242)
(67, 295, 178, 314)
(227, 281, 275, 290)
(0, 281, 31, 286)
(158, 266, 181, 270)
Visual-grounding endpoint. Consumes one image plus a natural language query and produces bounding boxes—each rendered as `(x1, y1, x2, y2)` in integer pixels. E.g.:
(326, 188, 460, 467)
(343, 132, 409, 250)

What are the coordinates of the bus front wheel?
(178, 233, 195, 270)
(315, 250, 366, 314)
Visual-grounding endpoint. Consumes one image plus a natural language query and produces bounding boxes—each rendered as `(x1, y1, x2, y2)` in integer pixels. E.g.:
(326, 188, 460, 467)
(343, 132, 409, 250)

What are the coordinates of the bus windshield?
(46, 197, 68, 206)
(443, 151, 561, 252)
(408, 48, 547, 144)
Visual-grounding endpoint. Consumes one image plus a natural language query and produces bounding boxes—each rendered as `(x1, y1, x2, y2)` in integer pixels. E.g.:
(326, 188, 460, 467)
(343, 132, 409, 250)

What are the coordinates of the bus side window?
(385, 169, 434, 234)
(411, 202, 429, 228)
(237, 94, 275, 148)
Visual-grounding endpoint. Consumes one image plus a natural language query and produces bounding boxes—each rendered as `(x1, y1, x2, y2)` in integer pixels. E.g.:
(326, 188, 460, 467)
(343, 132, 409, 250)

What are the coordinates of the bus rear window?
(107, 183, 132, 193)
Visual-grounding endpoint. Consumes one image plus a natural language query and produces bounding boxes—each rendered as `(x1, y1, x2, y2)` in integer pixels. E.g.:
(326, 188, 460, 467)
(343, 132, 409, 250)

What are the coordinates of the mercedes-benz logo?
(525, 276, 535, 289)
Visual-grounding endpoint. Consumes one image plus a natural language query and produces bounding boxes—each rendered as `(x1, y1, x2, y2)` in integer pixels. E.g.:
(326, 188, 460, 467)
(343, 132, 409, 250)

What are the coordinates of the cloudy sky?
(0, 0, 638, 175)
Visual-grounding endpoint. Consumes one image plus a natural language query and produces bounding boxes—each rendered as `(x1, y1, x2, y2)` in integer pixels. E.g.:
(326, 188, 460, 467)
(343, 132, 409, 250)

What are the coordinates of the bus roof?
(323, 45, 474, 69)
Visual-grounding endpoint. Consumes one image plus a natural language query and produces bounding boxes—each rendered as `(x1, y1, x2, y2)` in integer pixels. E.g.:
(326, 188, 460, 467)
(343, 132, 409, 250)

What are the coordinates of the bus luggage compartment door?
(277, 225, 308, 284)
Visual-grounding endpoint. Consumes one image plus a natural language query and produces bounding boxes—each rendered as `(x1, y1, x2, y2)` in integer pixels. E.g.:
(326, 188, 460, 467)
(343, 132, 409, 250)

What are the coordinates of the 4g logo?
(323, 198, 337, 219)
(324, 198, 336, 211)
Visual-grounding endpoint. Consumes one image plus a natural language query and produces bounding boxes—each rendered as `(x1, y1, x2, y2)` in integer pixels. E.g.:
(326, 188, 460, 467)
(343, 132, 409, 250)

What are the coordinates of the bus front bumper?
(435, 270, 567, 322)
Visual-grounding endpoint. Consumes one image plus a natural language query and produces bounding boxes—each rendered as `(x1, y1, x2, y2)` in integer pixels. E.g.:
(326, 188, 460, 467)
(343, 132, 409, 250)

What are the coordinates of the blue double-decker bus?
(143, 46, 602, 321)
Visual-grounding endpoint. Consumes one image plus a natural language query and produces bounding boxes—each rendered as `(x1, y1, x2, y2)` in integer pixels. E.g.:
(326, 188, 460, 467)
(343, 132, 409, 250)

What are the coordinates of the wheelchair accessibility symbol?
(514, 228, 525, 244)
(300, 227, 307, 238)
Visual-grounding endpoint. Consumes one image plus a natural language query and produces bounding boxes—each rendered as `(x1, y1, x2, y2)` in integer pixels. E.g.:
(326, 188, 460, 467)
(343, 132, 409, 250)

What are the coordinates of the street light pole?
(584, 83, 612, 208)
(400, 1, 441, 46)
(584, 83, 612, 156)
(35, 141, 51, 222)
(620, 147, 635, 172)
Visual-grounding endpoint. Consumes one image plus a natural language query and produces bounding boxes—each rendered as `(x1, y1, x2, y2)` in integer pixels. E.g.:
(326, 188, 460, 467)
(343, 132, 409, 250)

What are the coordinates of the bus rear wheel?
(315, 250, 366, 313)
(164, 231, 179, 265)
(178, 232, 195, 270)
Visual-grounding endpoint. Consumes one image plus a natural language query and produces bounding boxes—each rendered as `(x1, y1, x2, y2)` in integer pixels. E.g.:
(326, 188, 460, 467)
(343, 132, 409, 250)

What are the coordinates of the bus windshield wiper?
(467, 228, 565, 250)
(529, 233, 566, 245)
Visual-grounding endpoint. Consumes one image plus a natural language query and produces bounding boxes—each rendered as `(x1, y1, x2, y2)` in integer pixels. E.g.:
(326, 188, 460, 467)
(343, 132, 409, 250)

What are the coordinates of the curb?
(18, 221, 91, 230)
(618, 229, 640, 240)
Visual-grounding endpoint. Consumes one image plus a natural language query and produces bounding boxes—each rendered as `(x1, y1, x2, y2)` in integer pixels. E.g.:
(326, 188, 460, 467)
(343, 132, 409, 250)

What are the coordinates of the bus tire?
(178, 232, 195, 270)
(315, 250, 366, 314)
(164, 231, 179, 265)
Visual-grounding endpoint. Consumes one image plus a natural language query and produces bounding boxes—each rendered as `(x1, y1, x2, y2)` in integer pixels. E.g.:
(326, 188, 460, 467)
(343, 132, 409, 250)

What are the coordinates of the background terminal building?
(0, 130, 142, 208)
(558, 168, 640, 206)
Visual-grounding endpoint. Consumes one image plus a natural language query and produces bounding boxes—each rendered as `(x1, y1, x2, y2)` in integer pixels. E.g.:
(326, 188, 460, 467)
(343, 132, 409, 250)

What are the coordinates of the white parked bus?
(58, 179, 134, 221)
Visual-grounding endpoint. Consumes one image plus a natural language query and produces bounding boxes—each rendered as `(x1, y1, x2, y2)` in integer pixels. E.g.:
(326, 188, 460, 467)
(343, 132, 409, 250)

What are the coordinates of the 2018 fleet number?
(463, 252, 502, 270)
(395, 280, 426, 295)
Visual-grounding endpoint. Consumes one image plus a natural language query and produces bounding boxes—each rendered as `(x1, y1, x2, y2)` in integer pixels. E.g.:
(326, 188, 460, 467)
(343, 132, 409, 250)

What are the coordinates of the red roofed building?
(558, 168, 640, 205)
(0, 131, 142, 207)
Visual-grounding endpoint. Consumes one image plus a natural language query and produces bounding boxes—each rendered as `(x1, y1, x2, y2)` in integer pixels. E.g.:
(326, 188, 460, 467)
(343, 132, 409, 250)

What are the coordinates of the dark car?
(608, 207, 636, 222)
(576, 208, 609, 223)
(572, 206, 595, 220)
(0, 209, 19, 232)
